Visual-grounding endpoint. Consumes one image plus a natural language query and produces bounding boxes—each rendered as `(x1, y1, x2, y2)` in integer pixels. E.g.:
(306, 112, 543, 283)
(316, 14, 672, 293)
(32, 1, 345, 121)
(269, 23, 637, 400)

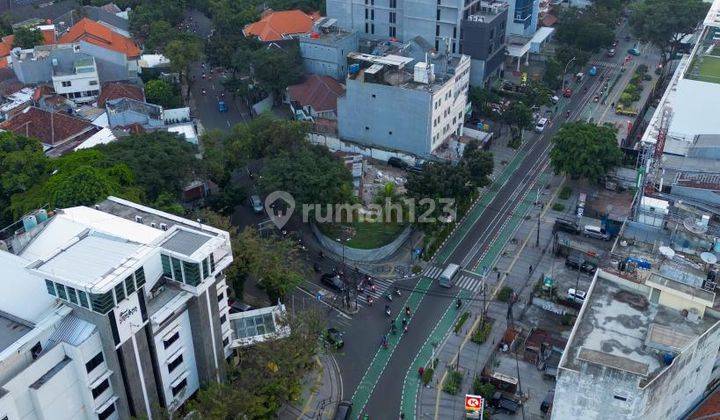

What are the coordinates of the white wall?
(152, 310, 199, 410)
(0, 251, 56, 323)
(52, 72, 100, 103)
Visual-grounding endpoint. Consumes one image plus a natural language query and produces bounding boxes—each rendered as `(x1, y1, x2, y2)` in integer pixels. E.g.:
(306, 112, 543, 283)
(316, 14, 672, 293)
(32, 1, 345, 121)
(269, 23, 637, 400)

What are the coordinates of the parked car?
(388, 156, 408, 169)
(229, 301, 254, 314)
(583, 225, 611, 241)
(565, 253, 596, 274)
(321, 273, 347, 293)
(563, 88, 573, 97)
(554, 218, 579, 234)
(550, 95, 559, 104)
(567, 288, 587, 303)
(217, 100, 228, 112)
(250, 195, 264, 214)
(491, 392, 520, 415)
(324, 327, 345, 349)
(334, 401, 353, 420)
(607, 48, 616, 57)
(628, 47, 641, 56)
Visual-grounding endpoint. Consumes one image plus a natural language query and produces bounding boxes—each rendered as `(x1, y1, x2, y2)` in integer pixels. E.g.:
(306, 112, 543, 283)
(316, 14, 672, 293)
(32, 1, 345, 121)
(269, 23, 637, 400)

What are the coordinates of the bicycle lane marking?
(350, 276, 433, 415)
(399, 288, 470, 419)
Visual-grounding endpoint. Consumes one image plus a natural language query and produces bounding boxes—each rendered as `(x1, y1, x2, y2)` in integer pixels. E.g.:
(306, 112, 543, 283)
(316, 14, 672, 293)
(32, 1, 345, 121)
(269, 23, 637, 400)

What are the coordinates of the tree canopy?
(555, 7, 616, 53)
(550, 122, 623, 182)
(12, 27, 44, 49)
(144, 79, 181, 108)
(629, 0, 709, 66)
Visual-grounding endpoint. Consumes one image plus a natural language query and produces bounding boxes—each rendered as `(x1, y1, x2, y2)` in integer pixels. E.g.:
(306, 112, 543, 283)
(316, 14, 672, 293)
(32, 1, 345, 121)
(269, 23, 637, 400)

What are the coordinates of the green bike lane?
(398, 172, 549, 419)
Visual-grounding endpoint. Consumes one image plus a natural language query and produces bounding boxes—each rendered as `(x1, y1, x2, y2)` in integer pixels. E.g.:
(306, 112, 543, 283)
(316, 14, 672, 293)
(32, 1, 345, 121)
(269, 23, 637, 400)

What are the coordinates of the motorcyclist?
(456, 298, 462, 309)
(405, 306, 411, 316)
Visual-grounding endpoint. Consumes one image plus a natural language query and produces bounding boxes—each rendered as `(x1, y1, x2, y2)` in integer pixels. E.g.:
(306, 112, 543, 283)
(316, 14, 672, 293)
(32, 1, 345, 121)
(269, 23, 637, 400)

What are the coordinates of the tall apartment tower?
(327, 0, 508, 85)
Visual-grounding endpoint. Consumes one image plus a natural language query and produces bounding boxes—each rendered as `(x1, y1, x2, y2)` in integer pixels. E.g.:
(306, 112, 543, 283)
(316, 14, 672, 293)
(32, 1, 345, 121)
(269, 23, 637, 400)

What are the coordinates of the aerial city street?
(0, 0, 719, 419)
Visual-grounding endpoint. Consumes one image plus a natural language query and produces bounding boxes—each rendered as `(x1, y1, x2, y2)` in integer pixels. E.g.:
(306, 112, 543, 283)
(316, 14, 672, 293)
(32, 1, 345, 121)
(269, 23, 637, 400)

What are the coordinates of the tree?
(152, 192, 185, 215)
(461, 141, 494, 188)
(260, 144, 354, 207)
(233, 227, 305, 302)
(521, 81, 552, 108)
(12, 27, 44, 49)
(144, 79, 181, 108)
(251, 46, 303, 99)
(502, 102, 533, 140)
(469, 86, 501, 118)
(144, 20, 178, 52)
(543, 58, 563, 90)
(556, 6, 616, 53)
(0, 133, 48, 224)
(629, 0, 709, 68)
(165, 37, 204, 99)
(97, 131, 200, 201)
(550, 122, 623, 182)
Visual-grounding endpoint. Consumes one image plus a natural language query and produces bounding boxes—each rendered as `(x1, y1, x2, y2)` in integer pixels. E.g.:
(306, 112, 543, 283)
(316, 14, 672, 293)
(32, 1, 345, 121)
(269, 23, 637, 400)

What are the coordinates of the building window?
(125, 275, 136, 295)
(217, 291, 224, 302)
(371, 23, 375, 34)
(89, 80, 98, 86)
(371, 9, 374, 20)
(202, 259, 209, 279)
(56, 283, 67, 300)
(171, 257, 183, 282)
(434, 39, 439, 50)
(161, 254, 172, 277)
(114, 282, 125, 302)
(45, 279, 56, 296)
(436, 9, 440, 20)
(365, 22, 369, 33)
(390, 0, 396, 7)
(67, 286, 78, 305)
(390, 11, 396, 23)
(389, 131, 393, 135)
(453, 27, 457, 38)
(171, 378, 187, 397)
(365, 8, 368, 19)
(61, 81, 71, 87)
(223, 337, 229, 347)
(163, 331, 180, 349)
(98, 403, 116, 420)
(78, 291, 89, 308)
(210, 253, 216, 272)
(613, 395, 628, 402)
(183, 261, 201, 286)
(452, 42, 456, 53)
(436, 25, 440, 36)
(85, 352, 104, 373)
(90, 291, 114, 314)
(220, 314, 227, 324)
(168, 354, 184, 373)
(134, 268, 146, 288)
(91, 378, 110, 399)
(389, 26, 396, 37)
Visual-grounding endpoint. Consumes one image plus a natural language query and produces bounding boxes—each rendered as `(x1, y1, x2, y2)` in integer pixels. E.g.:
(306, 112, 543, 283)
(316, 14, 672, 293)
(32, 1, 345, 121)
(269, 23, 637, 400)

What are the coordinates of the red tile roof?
(243, 10, 318, 42)
(0, 107, 99, 146)
(689, 386, 720, 419)
(0, 35, 14, 58)
(287, 75, 344, 113)
(541, 14, 558, 27)
(58, 18, 141, 58)
(97, 82, 144, 107)
(41, 28, 56, 45)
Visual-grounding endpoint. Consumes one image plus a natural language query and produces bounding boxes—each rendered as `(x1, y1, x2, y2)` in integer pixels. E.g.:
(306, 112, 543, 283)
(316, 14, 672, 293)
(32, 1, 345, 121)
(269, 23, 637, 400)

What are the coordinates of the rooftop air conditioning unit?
(150, 222, 157, 228)
(160, 223, 168, 231)
(135, 215, 143, 223)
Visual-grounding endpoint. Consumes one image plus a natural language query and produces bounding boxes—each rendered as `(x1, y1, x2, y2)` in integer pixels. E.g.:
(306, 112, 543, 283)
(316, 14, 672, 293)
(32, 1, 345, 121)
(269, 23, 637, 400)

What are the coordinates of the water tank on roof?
(35, 209, 48, 223)
(663, 353, 674, 366)
(22, 215, 37, 232)
(349, 63, 360, 75)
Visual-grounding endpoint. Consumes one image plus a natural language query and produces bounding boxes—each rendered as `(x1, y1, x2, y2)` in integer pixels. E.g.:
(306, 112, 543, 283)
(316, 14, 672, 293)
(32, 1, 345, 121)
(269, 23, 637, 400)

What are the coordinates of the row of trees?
(0, 131, 200, 226)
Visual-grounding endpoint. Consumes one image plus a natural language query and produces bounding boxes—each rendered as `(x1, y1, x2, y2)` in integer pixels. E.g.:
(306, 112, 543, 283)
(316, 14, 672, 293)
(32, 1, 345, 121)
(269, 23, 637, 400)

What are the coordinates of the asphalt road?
(348, 67, 615, 418)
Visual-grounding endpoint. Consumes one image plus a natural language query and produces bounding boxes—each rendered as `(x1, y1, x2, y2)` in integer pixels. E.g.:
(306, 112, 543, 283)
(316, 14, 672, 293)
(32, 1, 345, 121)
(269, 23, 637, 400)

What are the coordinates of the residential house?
(106, 97, 163, 129)
(0, 106, 101, 155)
(56, 5, 131, 37)
(243, 9, 320, 43)
(287, 74, 345, 120)
(97, 81, 144, 107)
(0, 86, 33, 121)
(337, 50, 471, 156)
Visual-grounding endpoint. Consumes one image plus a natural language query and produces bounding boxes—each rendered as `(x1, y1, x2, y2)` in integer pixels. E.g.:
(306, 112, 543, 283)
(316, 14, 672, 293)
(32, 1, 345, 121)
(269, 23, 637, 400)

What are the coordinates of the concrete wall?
(186, 286, 225, 384)
(152, 310, 199, 410)
(308, 132, 424, 165)
(338, 78, 432, 156)
(300, 32, 359, 80)
(312, 223, 412, 261)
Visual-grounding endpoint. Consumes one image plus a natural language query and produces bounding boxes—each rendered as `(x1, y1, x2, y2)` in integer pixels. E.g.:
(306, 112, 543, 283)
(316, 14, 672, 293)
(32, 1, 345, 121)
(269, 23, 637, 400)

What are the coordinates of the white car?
(567, 288, 587, 303)
(535, 118, 548, 133)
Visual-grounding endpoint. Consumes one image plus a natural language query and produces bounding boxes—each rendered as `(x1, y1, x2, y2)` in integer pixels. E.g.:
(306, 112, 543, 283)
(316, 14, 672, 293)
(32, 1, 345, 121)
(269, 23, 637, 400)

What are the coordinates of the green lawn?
(696, 56, 720, 83)
(317, 221, 406, 249)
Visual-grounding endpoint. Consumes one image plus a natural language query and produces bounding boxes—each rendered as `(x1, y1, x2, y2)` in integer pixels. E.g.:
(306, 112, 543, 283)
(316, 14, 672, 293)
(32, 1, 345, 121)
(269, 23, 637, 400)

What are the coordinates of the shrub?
(508, 136, 522, 149)
(442, 370, 464, 395)
(497, 286, 514, 302)
(558, 185, 572, 200)
(472, 377, 496, 399)
(619, 92, 634, 107)
(471, 321, 493, 345)
(561, 313, 575, 326)
(412, 265, 422, 274)
(422, 367, 434, 385)
(643, 74, 652, 81)
(552, 202, 565, 212)
(454, 311, 471, 334)
(636, 64, 648, 74)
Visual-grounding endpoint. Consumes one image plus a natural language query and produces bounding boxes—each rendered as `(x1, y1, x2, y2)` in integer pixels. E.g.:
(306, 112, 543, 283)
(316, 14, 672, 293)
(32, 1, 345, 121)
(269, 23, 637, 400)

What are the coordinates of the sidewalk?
(279, 353, 343, 419)
(413, 173, 564, 419)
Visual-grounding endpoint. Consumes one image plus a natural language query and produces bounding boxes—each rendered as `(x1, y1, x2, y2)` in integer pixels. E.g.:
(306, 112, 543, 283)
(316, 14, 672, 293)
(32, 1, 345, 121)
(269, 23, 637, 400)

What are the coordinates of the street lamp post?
(536, 187, 542, 247)
(563, 56, 577, 90)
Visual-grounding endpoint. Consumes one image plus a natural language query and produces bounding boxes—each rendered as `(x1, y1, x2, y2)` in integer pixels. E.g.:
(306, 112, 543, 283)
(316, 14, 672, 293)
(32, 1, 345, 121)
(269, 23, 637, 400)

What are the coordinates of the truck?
(439, 263, 460, 287)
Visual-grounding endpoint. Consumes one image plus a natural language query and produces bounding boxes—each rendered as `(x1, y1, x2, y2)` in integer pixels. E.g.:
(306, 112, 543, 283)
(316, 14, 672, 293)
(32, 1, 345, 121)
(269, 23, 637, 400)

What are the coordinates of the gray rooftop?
(29, 356, 72, 390)
(161, 229, 211, 256)
(47, 315, 96, 348)
(0, 311, 32, 353)
(563, 275, 719, 383)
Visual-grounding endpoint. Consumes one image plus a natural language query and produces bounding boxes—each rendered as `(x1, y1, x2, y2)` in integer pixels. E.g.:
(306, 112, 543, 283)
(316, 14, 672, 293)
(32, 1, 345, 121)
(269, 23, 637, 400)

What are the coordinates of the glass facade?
(90, 291, 114, 314)
(45, 279, 56, 296)
(134, 267, 146, 288)
(233, 312, 277, 339)
(171, 257, 183, 282)
(78, 290, 89, 308)
(125, 275, 135, 294)
(183, 261, 201, 286)
(202, 259, 209, 279)
(56, 283, 67, 300)
(67, 286, 78, 305)
(210, 253, 216, 273)
(161, 254, 172, 277)
(114, 282, 125, 302)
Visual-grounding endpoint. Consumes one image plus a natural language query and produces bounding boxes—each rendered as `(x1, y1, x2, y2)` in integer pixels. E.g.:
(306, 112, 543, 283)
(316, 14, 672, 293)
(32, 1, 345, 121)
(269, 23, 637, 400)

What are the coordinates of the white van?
(535, 118, 548, 133)
(567, 288, 587, 303)
(439, 263, 460, 287)
(583, 225, 610, 241)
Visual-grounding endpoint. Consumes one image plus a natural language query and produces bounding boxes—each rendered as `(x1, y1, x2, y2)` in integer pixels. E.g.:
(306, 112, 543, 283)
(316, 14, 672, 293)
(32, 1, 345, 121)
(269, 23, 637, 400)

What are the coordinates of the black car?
(565, 254, 596, 274)
(334, 401, 353, 420)
(554, 218, 580, 234)
(491, 392, 520, 414)
(321, 273, 346, 293)
(324, 327, 344, 349)
(388, 156, 408, 169)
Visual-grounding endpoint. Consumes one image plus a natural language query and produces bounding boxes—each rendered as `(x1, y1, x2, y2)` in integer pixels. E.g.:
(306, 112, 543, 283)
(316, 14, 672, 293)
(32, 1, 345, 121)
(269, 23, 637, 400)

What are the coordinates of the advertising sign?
(114, 292, 143, 344)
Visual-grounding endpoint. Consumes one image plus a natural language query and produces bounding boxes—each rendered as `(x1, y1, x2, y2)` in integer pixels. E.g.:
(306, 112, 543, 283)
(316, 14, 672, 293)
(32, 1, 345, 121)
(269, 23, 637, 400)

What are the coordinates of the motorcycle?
(405, 306, 411, 316)
(313, 263, 320, 273)
(385, 293, 393, 302)
(367, 295, 374, 306)
(394, 287, 401, 296)
(384, 305, 391, 316)
(456, 298, 462, 309)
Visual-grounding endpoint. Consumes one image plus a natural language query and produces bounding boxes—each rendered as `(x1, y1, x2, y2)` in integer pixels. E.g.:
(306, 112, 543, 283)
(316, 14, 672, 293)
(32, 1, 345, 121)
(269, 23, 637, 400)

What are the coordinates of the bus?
(439, 263, 460, 287)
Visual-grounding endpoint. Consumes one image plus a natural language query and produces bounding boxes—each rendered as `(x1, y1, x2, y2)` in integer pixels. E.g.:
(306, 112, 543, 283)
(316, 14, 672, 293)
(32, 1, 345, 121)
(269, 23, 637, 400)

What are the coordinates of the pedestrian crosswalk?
(422, 265, 486, 293)
(357, 277, 395, 307)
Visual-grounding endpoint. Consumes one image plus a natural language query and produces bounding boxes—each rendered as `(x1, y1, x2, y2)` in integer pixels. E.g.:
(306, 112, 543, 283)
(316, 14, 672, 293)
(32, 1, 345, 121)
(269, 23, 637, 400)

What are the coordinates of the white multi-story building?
(337, 51, 470, 156)
(51, 55, 100, 104)
(0, 197, 251, 419)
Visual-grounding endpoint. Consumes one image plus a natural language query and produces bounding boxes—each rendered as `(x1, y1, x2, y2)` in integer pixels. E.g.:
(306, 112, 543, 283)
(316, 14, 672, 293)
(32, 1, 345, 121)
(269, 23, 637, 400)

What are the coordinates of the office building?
(337, 50, 470, 156)
(299, 18, 359, 80)
(0, 197, 236, 419)
(326, 0, 508, 85)
(553, 199, 720, 419)
(505, 0, 539, 37)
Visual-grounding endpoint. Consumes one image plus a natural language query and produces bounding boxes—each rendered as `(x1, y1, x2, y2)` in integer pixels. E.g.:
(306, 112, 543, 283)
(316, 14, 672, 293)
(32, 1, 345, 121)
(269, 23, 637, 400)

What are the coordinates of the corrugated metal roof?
(48, 314, 96, 347)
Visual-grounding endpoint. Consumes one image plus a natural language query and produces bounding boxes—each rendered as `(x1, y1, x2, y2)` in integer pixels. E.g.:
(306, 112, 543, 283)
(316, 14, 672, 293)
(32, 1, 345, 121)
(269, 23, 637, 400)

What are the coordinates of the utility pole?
(536, 187, 542, 247)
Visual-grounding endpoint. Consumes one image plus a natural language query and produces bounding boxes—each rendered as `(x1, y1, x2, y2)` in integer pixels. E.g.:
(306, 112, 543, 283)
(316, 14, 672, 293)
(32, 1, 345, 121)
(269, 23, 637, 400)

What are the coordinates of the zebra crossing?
(422, 266, 485, 294)
(356, 277, 396, 307)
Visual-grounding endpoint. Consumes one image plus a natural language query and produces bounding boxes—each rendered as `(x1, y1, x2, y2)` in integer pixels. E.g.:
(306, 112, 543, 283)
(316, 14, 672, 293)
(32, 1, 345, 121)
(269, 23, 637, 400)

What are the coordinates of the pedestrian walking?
(529, 265, 533, 274)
